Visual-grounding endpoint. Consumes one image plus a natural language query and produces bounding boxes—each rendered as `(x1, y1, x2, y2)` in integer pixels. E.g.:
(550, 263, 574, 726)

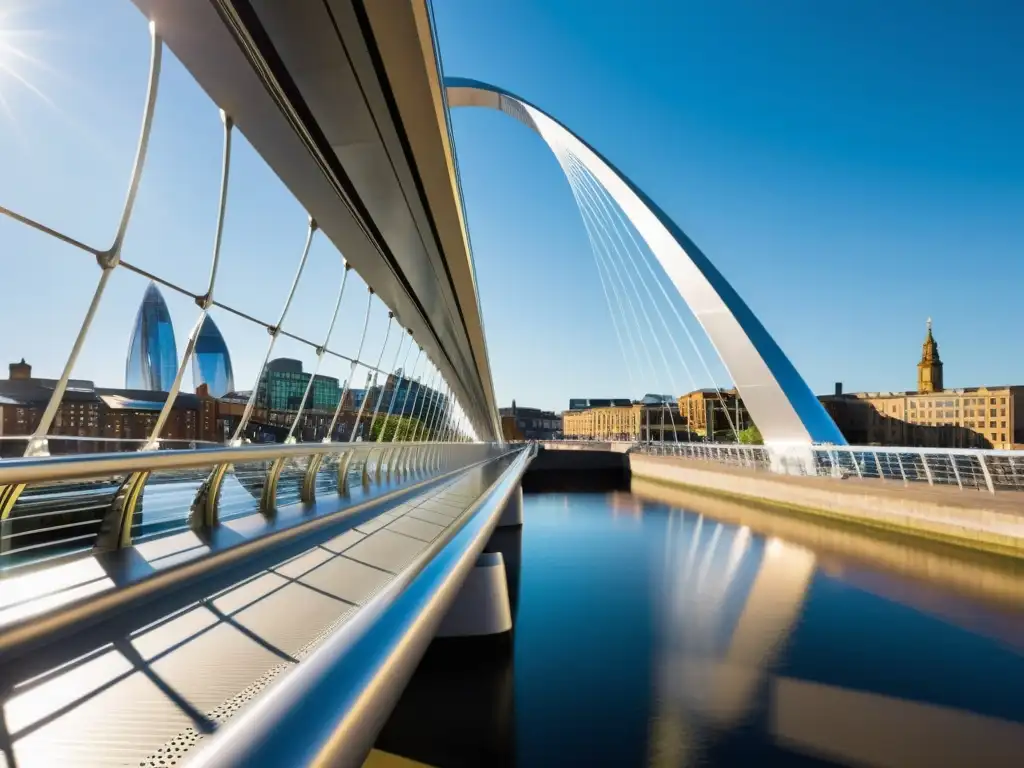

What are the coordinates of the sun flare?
(0, 1, 55, 118)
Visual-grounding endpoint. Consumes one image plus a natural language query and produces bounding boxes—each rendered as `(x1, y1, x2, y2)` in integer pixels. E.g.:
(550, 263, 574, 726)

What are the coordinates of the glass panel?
(0, 480, 119, 569)
(132, 468, 209, 542)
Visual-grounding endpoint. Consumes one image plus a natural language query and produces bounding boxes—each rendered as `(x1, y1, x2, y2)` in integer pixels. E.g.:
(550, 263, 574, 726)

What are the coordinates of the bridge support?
(496, 484, 524, 528)
(436, 552, 513, 638)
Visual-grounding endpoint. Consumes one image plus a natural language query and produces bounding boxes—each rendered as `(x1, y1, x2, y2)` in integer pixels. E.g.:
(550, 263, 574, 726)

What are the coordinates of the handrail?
(0, 445, 519, 661)
(0, 440, 484, 486)
(630, 441, 1024, 494)
(546, 438, 1024, 459)
(188, 444, 534, 767)
(0, 435, 221, 446)
(0, 441, 496, 566)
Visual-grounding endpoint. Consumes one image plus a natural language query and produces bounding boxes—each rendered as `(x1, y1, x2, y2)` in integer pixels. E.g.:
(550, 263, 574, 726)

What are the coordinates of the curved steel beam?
(128, 0, 499, 441)
(446, 78, 844, 446)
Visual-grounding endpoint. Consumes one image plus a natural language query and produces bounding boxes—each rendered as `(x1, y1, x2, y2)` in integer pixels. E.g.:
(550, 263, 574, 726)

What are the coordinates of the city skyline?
(0, 1, 1020, 414)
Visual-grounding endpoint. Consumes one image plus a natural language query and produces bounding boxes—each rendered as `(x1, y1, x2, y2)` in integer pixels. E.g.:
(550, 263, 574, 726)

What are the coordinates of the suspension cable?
(412, 368, 440, 442)
(425, 371, 445, 442)
(389, 349, 425, 442)
(147, 117, 238, 449)
(566, 156, 691, 443)
(568, 157, 684, 442)
(398, 367, 429, 443)
(347, 312, 394, 442)
(230, 218, 318, 443)
(325, 289, 375, 440)
(553, 144, 639, 395)
(563, 156, 661, 389)
(287, 261, 352, 441)
(24, 29, 164, 457)
(377, 331, 417, 442)
(366, 324, 407, 442)
(568, 150, 739, 441)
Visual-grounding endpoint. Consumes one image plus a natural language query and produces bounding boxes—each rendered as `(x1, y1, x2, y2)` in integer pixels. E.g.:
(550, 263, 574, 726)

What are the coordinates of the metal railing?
(0, 440, 497, 567)
(187, 443, 535, 767)
(632, 442, 1024, 494)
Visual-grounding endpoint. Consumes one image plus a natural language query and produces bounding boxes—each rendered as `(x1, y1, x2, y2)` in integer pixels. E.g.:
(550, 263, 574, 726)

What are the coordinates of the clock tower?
(916, 318, 943, 393)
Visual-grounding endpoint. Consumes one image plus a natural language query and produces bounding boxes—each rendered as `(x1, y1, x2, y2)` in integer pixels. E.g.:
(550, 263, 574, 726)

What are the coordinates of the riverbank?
(629, 454, 1024, 560)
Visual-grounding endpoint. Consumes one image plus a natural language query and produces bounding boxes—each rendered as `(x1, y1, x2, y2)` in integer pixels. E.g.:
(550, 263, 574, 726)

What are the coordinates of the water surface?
(378, 489, 1024, 767)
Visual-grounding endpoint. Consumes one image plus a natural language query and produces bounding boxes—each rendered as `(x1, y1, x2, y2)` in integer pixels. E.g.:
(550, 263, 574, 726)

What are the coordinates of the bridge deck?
(0, 460, 507, 767)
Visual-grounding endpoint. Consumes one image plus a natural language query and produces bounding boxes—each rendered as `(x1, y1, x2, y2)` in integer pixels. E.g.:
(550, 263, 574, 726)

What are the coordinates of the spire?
(917, 317, 943, 393)
(921, 317, 940, 361)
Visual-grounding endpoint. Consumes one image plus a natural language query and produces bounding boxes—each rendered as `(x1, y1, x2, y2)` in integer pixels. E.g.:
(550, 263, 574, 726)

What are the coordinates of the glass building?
(381, 373, 445, 421)
(125, 282, 178, 391)
(256, 358, 340, 412)
(192, 316, 235, 398)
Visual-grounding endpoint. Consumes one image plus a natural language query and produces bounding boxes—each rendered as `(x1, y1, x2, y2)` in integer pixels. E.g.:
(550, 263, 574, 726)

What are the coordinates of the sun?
(0, 0, 54, 118)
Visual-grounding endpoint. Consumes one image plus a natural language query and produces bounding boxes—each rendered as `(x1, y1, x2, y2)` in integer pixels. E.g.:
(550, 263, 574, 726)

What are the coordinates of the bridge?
(0, 2, 1022, 767)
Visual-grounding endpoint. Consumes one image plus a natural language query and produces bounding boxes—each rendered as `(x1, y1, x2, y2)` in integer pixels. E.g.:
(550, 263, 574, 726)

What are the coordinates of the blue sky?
(0, 1, 1021, 414)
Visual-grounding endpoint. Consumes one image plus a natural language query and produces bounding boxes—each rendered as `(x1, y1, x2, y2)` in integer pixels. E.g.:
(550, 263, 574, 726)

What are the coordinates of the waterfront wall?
(629, 454, 1024, 559)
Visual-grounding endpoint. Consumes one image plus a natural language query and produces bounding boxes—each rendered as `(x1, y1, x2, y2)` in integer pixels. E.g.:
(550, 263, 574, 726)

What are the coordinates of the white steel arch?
(446, 79, 845, 447)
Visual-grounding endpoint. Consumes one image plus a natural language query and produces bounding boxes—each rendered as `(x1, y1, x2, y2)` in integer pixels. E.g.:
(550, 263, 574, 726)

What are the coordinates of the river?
(374, 484, 1024, 767)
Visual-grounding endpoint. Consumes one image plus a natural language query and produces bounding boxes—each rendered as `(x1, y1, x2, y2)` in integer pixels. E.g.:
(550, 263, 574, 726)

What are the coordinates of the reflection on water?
(378, 491, 1024, 767)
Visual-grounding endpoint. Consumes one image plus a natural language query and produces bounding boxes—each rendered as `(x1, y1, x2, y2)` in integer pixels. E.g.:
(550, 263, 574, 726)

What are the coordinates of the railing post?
(361, 450, 372, 488)
(301, 454, 325, 504)
(920, 451, 934, 486)
(399, 445, 413, 476)
(894, 452, 908, 485)
(261, 458, 286, 516)
(191, 463, 229, 531)
(850, 448, 863, 478)
(389, 446, 405, 478)
(0, 483, 27, 537)
(97, 470, 151, 550)
(337, 450, 355, 495)
(872, 451, 883, 482)
(361, 451, 373, 487)
(949, 453, 964, 491)
(978, 454, 995, 494)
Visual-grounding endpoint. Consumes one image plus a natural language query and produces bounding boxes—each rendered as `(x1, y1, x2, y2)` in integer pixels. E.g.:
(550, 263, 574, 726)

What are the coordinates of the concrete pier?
(436, 552, 513, 638)
(497, 485, 524, 528)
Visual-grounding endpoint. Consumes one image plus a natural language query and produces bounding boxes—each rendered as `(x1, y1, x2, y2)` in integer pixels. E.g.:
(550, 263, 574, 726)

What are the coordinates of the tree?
(738, 424, 763, 445)
(370, 414, 425, 442)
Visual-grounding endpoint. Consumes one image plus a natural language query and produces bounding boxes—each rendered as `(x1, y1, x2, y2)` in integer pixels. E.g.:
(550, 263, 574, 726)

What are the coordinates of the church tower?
(917, 318, 943, 393)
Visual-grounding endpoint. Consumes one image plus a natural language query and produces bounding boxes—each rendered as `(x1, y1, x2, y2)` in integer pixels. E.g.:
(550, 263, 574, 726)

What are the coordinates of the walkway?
(0, 458, 510, 767)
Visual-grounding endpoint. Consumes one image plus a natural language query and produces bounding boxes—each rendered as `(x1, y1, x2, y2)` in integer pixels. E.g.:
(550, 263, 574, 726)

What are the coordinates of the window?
(1001, 433, 1007, 442)
(990, 409, 997, 417)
